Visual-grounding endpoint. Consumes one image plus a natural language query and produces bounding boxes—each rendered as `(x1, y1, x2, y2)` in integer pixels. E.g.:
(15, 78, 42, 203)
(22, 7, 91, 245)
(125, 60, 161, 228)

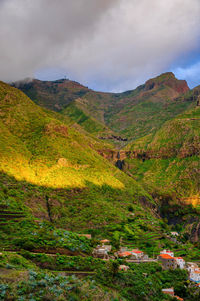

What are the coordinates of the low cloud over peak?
(0, 0, 200, 91)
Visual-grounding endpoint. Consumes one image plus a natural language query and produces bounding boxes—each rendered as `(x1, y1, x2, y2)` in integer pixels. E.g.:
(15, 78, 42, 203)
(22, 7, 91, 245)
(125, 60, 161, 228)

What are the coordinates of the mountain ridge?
(13, 72, 193, 146)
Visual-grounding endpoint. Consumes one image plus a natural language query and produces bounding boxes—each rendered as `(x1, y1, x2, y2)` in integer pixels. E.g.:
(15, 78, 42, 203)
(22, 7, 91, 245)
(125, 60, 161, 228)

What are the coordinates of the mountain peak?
(144, 72, 189, 94)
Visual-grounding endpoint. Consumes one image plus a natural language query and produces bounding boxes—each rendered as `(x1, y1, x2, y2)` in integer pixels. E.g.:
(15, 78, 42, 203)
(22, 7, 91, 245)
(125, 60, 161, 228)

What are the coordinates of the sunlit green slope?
(0, 81, 157, 230)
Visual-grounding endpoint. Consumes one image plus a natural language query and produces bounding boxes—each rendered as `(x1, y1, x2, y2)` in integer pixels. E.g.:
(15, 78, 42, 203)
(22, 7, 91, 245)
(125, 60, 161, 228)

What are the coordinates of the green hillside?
(124, 105, 200, 204)
(0, 81, 160, 232)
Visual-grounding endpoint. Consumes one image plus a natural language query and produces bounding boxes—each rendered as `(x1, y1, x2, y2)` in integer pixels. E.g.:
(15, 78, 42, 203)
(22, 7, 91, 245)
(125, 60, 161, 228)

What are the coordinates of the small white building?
(162, 288, 174, 296)
(190, 269, 200, 283)
(119, 265, 130, 271)
(92, 246, 109, 259)
(171, 232, 179, 236)
(160, 249, 174, 257)
(100, 239, 112, 252)
(174, 257, 185, 269)
(187, 262, 199, 273)
(130, 249, 144, 259)
(118, 251, 132, 258)
(162, 288, 184, 301)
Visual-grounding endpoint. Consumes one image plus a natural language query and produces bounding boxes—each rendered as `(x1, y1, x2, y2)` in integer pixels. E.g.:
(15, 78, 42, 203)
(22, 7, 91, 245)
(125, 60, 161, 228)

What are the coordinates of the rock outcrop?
(144, 72, 189, 94)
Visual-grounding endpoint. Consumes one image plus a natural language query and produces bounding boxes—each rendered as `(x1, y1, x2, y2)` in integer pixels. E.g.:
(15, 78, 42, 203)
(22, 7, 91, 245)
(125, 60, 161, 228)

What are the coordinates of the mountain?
(13, 72, 194, 145)
(13, 78, 91, 111)
(0, 80, 160, 233)
(1, 79, 200, 301)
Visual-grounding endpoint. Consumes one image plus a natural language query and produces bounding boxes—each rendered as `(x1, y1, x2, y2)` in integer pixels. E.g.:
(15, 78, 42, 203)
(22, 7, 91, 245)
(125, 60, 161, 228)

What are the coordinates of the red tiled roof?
(100, 239, 110, 243)
(118, 251, 132, 257)
(131, 250, 143, 254)
(159, 254, 174, 259)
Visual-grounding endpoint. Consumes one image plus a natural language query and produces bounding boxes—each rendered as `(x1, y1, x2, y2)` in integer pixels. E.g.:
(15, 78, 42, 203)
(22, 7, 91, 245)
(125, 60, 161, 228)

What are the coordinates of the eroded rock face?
(98, 145, 200, 165)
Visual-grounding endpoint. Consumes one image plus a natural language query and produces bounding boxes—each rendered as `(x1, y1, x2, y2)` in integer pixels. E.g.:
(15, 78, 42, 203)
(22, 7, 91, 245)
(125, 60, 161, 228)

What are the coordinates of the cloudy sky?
(1, 0, 200, 92)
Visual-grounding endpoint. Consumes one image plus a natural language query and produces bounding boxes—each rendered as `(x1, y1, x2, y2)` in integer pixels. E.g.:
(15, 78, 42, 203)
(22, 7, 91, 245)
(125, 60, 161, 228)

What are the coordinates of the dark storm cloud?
(0, 0, 200, 91)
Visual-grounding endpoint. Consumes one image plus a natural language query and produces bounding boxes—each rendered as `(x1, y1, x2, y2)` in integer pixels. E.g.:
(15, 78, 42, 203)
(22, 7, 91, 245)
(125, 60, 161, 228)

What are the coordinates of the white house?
(119, 265, 130, 271)
(130, 249, 144, 259)
(100, 239, 112, 252)
(174, 257, 185, 269)
(171, 232, 179, 236)
(190, 269, 200, 283)
(92, 246, 109, 259)
(162, 288, 184, 300)
(160, 249, 174, 257)
(187, 262, 199, 273)
(162, 288, 174, 296)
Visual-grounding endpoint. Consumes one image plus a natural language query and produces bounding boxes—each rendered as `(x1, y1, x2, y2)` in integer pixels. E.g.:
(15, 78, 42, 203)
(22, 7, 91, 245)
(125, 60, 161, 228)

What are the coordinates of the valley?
(0, 73, 200, 300)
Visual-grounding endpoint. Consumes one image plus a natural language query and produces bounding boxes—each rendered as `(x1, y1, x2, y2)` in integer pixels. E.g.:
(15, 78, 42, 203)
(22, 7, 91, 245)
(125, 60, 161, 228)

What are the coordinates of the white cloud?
(0, 0, 200, 91)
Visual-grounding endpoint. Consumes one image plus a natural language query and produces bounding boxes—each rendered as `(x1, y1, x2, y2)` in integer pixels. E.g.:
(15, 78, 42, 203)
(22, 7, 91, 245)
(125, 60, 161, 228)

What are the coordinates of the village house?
(100, 239, 112, 252)
(174, 257, 185, 269)
(118, 248, 145, 260)
(187, 262, 199, 273)
(186, 262, 200, 283)
(171, 231, 179, 236)
(158, 253, 177, 270)
(92, 246, 109, 259)
(162, 288, 183, 301)
(130, 249, 144, 259)
(118, 251, 132, 258)
(160, 249, 174, 257)
(189, 268, 200, 283)
(162, 288, 175, 297)
(119, 265, 130, 271)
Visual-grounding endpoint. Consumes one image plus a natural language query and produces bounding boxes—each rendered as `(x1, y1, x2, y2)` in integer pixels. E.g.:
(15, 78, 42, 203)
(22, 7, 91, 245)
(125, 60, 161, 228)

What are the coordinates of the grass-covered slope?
(124, 106, 200, 202)
(0, 80, 120, 188)
(0, 81, 158, 231)
(62, 98, 113, 137)
(14, 72, 195, 144)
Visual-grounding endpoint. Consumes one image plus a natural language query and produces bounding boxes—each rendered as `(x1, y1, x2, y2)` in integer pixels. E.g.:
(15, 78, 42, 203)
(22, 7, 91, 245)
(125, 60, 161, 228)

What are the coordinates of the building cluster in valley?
(158, 249, 185, 269)
(92, 239, 200, 289)
(157, 249, 200, 285)
(92, 240, 149, 261)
